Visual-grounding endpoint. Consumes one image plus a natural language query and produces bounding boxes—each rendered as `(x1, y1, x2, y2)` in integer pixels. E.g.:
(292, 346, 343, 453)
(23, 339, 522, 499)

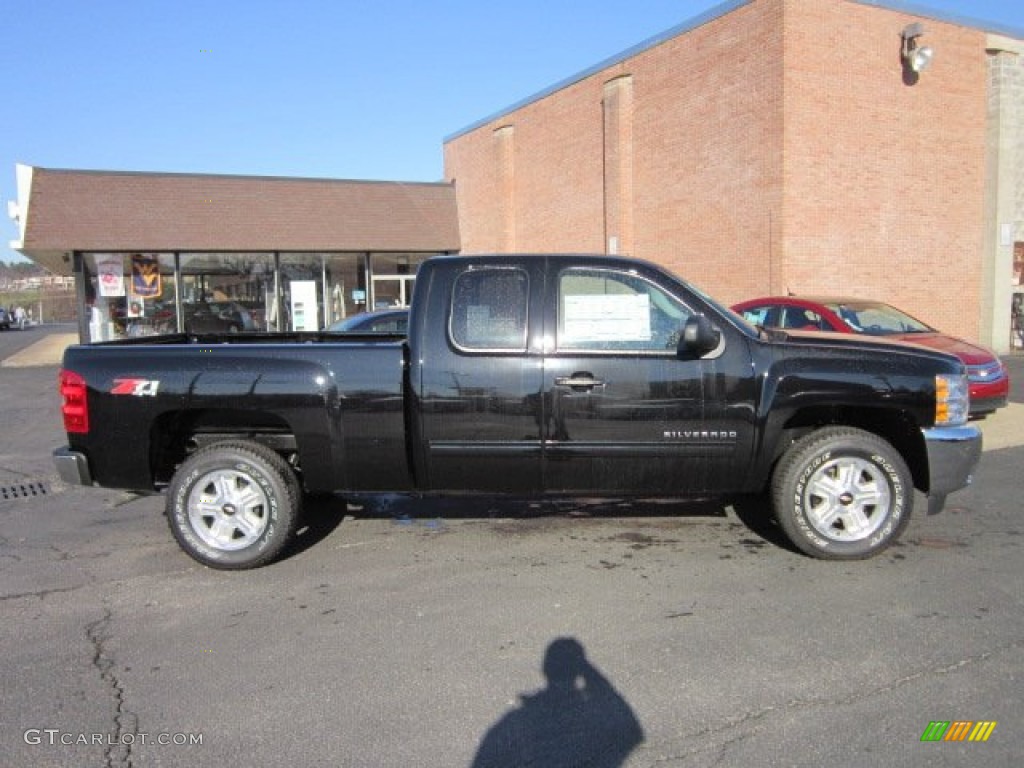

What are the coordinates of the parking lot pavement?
(1, 339, 1022, 767)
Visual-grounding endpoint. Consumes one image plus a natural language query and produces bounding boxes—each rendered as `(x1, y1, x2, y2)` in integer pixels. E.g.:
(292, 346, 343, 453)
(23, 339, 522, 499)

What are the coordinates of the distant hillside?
(0, 260, 48, 281)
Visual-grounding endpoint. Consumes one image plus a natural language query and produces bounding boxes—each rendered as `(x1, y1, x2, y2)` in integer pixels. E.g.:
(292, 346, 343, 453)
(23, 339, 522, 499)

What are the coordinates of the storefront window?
(179, 253, 274, 333)
(321, 253, 368, 328)
(279, 253, 374, 331)
(369, 252, 429, 310)
(83, 253, 177, 341)
(79, 250, 440, 341)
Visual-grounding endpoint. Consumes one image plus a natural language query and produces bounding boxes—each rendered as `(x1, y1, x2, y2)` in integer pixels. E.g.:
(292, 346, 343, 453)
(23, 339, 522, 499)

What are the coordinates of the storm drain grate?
(0, 481, 48, 500)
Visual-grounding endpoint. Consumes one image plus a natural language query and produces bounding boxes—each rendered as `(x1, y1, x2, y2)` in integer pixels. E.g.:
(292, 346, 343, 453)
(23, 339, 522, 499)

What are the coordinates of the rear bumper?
(921, 425, 982, 511)
(53, 447, 93, 486)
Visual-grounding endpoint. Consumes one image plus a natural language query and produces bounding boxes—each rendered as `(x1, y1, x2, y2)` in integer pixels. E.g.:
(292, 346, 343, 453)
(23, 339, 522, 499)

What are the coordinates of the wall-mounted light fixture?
(901, 22, 934, 81)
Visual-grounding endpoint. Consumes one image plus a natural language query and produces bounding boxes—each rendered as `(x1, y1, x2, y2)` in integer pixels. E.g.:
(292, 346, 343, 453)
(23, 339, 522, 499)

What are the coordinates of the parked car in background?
(326, 308, 408, 334)
(0, 308, 10, 331)
(732, 296, 1009, 416)
(184, 300, 256, 333)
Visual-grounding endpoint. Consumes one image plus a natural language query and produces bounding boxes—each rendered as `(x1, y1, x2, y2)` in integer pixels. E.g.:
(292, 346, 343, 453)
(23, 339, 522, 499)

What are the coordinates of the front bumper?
(968, 365, 1009, 415)
(921, 424, 982, 512)
(53, 447, 93, 486)
(969, 393, 1008, 416)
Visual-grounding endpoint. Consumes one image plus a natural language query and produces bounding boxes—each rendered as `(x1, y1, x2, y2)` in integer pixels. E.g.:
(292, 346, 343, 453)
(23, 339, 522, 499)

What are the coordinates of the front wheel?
(167, 441, 300, 569)
(771, 427, 913, 559)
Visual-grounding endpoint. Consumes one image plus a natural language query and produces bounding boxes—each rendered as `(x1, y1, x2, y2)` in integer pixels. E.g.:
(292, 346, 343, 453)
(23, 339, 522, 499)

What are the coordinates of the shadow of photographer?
(471, 637, 644, 767)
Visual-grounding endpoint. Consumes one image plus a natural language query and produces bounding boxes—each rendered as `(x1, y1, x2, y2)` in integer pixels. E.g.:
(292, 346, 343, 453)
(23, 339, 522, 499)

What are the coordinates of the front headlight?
(935, 373, 969, 426)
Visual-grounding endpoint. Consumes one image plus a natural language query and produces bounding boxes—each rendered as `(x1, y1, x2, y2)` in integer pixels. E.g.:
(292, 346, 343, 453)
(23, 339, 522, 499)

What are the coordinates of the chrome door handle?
(554, 375, 606, 390)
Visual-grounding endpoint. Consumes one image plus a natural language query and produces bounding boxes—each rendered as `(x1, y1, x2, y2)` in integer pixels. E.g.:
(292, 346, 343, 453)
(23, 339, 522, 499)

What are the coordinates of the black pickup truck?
(54, 254, 982, 569)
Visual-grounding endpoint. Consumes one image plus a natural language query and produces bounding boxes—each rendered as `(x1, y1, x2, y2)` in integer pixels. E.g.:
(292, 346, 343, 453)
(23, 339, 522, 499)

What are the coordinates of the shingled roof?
(11, 165, 460, 275)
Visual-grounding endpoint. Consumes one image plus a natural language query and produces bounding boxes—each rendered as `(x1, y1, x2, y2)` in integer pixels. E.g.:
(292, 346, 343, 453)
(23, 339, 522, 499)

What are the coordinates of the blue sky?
(3, 0, 1023, 264)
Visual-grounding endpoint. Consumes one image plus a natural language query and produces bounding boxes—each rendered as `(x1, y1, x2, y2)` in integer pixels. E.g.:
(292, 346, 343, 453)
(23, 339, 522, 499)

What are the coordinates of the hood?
(766, 328, 965, 372)
(884, 332, 997, 366)
(756, 329, 960, 423)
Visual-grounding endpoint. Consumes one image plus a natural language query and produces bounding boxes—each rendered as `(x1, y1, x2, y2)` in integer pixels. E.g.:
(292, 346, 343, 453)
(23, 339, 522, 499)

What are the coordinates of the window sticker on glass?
(563, 294, 652, 342)
(465, 304, 520, 345)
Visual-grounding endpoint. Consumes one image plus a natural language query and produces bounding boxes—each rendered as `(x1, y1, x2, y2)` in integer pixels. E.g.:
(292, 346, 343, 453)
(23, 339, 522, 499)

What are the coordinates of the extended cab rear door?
(540, 258, 755, 495)
(409, 257, 547, 492)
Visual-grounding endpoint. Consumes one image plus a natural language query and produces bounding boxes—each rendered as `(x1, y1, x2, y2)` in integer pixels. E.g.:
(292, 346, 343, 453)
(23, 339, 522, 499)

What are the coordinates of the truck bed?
(60, 334, 411, 493)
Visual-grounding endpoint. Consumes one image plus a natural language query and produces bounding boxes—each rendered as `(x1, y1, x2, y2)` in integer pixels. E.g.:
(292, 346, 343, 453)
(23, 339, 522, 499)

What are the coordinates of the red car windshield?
(823, 302, 932, 335)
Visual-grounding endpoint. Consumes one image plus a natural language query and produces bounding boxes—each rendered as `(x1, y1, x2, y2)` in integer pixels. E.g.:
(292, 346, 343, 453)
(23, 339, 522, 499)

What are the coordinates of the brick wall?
(782, 0, 987, 340)
(446, 79, 608, 255)
(444, 0, 1001, 341)
(445, 0, 783, 302)
(629, 0, 784, 300)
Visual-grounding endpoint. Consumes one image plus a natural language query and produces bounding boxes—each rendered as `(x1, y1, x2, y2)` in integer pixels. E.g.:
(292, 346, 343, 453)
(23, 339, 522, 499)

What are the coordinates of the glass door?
(370, 274, 416, 309)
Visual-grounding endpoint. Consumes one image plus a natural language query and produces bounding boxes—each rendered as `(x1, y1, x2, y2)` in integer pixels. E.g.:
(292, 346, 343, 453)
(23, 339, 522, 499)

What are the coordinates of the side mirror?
(679, 315, 721, 358)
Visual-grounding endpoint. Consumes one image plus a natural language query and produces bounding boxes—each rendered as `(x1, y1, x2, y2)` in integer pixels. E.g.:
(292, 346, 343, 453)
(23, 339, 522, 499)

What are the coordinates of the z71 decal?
(111, 378, 160, 396)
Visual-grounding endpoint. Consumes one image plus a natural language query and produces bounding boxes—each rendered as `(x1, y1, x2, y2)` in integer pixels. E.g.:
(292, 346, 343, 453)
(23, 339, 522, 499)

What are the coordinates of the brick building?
(444, 0, 1024, 352)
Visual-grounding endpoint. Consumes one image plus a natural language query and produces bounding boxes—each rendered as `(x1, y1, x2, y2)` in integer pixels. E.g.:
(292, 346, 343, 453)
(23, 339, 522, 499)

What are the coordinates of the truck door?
(412, 261, 546, 492)
(541, 263, 751, 495)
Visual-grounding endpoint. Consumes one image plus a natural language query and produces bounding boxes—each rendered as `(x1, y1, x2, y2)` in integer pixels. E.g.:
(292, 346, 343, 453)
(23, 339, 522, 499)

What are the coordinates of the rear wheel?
(771, 427, 913, 559)
(167, 441, 300, 569)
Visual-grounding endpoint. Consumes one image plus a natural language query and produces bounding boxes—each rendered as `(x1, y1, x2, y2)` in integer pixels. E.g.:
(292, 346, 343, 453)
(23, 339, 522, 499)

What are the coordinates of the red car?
(732, 296, 1009, 416)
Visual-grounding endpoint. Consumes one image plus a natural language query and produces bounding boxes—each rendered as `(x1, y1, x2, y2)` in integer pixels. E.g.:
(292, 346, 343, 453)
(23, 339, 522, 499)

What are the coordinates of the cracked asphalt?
(0, 329, 1022, 767)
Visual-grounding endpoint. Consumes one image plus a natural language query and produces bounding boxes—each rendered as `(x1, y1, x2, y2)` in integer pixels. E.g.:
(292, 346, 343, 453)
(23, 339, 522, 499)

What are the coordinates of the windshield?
(689, 282, 760, 338)
(823, 302, 932, 335)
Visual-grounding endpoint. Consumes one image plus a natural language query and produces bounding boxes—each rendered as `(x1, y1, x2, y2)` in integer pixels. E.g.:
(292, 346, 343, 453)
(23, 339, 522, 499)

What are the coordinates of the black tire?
(771, 427, 913, 559)
(166, 441, 301, 569)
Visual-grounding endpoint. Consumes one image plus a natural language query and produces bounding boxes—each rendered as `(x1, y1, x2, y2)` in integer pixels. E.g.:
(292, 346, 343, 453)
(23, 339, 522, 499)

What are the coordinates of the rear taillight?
(58, 369, 89, 434)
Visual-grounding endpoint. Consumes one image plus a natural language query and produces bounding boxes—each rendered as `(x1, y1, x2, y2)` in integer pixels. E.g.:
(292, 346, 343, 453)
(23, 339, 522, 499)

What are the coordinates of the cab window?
(557, 268, 691, 352)
(450, 268, 529, 351)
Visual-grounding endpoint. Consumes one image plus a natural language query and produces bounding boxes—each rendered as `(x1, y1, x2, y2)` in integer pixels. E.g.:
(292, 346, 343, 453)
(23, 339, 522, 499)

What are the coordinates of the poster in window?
(563, 294, 651, 341)
(96, 254, 125, 298)
(131, 253, 162, 298)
